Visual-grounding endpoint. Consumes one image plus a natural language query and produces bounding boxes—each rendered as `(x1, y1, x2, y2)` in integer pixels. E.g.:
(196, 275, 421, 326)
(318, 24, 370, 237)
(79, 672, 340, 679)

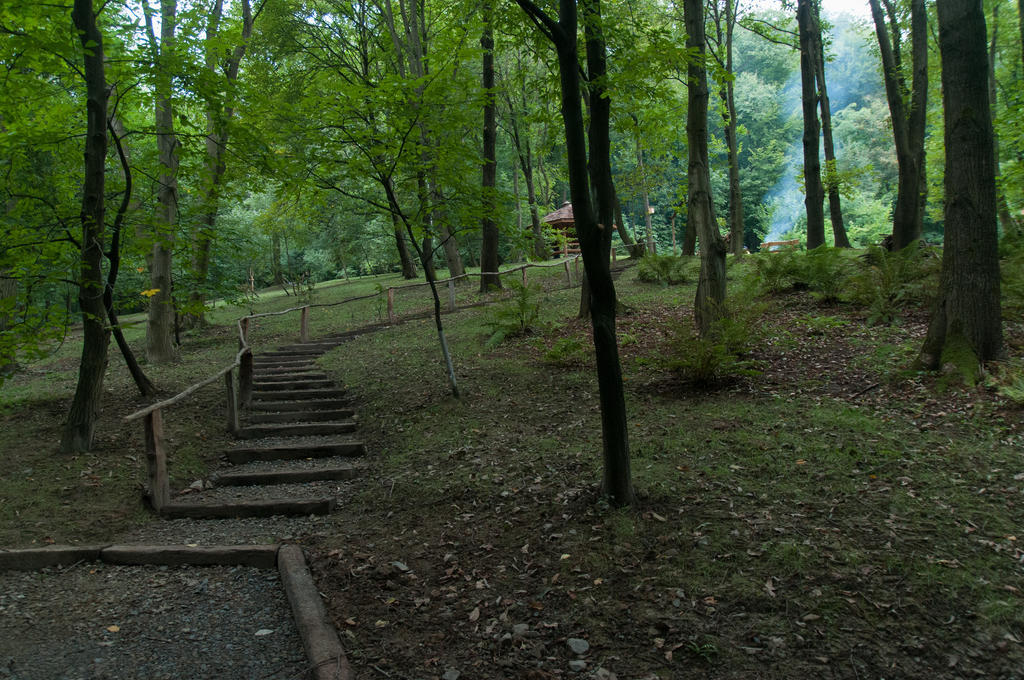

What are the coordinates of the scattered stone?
(567, 638, 590, 655)
(512, 623, 530, 638)
(593, 669, 617, 680)
(442, 670, 460, 680)
(254, 629, 274, 636)
(568, 659, 587, 672)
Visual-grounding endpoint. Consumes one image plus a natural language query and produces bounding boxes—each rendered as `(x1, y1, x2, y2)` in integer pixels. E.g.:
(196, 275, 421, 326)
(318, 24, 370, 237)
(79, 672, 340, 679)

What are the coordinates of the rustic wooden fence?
(122, 256, 585, 511)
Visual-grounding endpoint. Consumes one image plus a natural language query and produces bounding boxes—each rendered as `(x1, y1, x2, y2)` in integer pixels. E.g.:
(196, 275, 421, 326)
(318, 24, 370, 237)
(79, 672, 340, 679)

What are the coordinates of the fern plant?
(663, 299, 762, 386)
(482, 280, 542, 349)
(848, 243, 939, 324)
(637, 254, 693, 286)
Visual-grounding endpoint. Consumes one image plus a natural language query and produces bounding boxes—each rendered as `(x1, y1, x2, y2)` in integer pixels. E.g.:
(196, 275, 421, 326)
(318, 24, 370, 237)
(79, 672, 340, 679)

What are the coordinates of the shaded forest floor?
(1, 261, 1022, 678)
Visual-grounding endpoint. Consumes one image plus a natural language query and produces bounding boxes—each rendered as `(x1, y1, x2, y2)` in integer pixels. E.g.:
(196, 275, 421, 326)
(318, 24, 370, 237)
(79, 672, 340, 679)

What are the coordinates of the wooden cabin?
(541, 201, 580, 258)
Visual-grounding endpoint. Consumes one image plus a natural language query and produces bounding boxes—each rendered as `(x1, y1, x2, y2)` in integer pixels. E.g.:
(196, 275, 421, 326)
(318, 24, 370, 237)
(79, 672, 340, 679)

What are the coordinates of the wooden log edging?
(278, 544, 352, 680)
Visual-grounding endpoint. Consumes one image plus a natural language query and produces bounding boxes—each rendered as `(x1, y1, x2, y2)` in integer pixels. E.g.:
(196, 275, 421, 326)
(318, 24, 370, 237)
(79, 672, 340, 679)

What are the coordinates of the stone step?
(225, 441, 365, 464)
(253, 379, 336, 391)
(253, 369, 329, 379)
(236, 421, 357, 439)
(249, 398, 353, 412)
(248, 409, 356, 424)
(159, 498, 335, 519)
(252, 388, 347, 401)
(258, 350, 324, 359)
(212, 466, 359, 486)
(251, 362, 320, 371)
(253, 355, 318, 363)
(276, 343, 341, 352)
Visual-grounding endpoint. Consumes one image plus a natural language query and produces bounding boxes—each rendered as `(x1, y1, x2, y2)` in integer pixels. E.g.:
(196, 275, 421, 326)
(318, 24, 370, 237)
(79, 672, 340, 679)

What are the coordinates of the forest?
(1, 0, 1023, 676)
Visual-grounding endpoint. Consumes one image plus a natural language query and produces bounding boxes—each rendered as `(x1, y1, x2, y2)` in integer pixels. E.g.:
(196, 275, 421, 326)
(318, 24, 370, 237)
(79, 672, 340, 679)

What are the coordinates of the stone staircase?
(159, 336, 366, 520)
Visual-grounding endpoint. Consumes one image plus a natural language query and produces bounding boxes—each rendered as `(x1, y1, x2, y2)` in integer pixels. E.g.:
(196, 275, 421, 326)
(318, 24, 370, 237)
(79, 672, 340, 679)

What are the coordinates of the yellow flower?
(140, 288, 160, 298)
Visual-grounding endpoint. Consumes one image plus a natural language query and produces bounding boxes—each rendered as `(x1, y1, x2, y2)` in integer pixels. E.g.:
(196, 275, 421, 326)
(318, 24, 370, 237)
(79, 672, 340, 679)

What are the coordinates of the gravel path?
(0, 342, 365, 679)
(0, 563, 307, 680)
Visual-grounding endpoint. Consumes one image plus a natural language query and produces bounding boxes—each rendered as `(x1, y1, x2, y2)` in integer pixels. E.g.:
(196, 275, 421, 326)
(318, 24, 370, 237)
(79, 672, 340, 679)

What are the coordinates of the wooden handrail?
(124, 254, 585, 424)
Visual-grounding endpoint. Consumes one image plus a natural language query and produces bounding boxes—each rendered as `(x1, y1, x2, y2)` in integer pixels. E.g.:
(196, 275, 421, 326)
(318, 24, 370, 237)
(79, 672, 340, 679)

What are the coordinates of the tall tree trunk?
(798, 0, 825, 250)
(682, 212, 697, 256)
(988, 4, 1019, 237)
(480, 0, 501, 291)
(421, 236, 436, 280)
(62, 0, 110, 454)
(636, 142, 656, 254)
(813, 5, 852, 248)
(524, 148, 546, 260)
(391, 210, 418, 278)
(514, 0, 633, 507)
(189, 0, 254, 325)
(869, 0, 928, 250)
(686, 0, 728, 333)
(716, 0, 745, 256)
(271, 232, 283, 284)
(144, 0, 179, 363)
(919, 0, 1003, 369)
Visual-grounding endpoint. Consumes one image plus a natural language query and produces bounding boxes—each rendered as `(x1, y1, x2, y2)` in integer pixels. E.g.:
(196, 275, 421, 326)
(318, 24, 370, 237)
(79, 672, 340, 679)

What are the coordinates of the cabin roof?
(541, 201, 574, 225)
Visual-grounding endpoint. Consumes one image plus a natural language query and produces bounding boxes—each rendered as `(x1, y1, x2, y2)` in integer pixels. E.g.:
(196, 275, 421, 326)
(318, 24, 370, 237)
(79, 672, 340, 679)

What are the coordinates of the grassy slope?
(1, 257, 1022, 678)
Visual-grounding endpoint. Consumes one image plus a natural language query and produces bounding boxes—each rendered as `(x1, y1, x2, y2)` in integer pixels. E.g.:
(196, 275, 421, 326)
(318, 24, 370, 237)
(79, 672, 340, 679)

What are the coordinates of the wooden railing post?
(447, 279, 456, 313)
(225, 368, 239, 434)
(387, 288, 395, 323)
(239, 317, 249, 349)
(564, 260, 572, 286)
(239, 348, 254, 408)
(521, 267, 528, 287)
(612, 247, 617, 263)
(573, 256, 580, 281)
(300, 306, 310, 343)
(144, 409, 170, 511)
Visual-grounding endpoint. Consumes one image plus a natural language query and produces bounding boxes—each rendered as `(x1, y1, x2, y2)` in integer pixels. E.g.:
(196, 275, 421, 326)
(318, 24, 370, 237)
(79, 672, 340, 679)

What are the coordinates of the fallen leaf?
(255, 629, 274, 636)
(106, 625, 120, 633)
(468, 607, 480, 622)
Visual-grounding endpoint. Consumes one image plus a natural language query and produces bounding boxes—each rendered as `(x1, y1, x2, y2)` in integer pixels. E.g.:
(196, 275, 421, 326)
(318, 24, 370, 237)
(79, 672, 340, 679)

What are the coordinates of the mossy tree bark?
(685, 0, 727, 334)
(919, 0, 1003, 370)
(797, 0, 825, 250)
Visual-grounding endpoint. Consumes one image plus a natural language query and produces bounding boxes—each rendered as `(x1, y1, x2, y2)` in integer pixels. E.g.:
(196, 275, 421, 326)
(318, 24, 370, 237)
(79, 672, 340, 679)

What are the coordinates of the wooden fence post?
(144, 409, 170, 511)
(521, 267, 528, 287)
(387, 288, 395, 323)
(573, 256, 580, 281)
(300, 306, 310, 343)
(225, 368, 240, 434)
(612, 247, 617, 263)
(447, 279, 456, 313)
(239, 317, 249, 349)
(239, 348, 254, 408)
(564, 260, 572, 286)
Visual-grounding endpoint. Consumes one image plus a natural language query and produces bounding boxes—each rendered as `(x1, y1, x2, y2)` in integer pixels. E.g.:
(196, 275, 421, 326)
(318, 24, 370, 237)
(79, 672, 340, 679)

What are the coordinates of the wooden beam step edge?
(249, 398, 354, 412)
(248, 410, 356, 423)
(236, 422, 358, 439)
(212, 466, 359, 486)
(159, 498, 336, 519)
(0, 544, 282, 571)
(225, 442, 366, 464)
